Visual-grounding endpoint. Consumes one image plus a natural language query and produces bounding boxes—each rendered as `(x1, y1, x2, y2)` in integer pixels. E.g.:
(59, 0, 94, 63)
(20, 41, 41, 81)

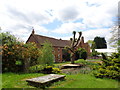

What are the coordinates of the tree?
(109, 7, 119, 50)
(109, 25, 120, 54)
(22, 42, 40, 72)
(118, 39, 120, 53)
(93, 36, 107, 49)
(76, 48, 87, 60)
(109, 26, 119, 48)
(87, 40, 94, 48)
(1, 32, 20, 45)
(62, 49, 70, 61)
(38, 41, 54, 66)
(66, 31, 82, 64)
(1, 32, 40, 73)
(87, 40, 96, 51)
(1, 32, 23, 72)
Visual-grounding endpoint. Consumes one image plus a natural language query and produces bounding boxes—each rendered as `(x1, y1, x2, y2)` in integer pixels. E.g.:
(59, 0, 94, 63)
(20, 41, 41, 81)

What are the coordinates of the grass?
(2, 73, 45, 88)
(87, 59, 102, 61)
(2, 72, 119, 88)
(54, 61, 71, 68)
(50, 74, 119, 88)
(2, 59, 119, 88)
(0, 73, 2, 90)
(54, 59, 95, 68)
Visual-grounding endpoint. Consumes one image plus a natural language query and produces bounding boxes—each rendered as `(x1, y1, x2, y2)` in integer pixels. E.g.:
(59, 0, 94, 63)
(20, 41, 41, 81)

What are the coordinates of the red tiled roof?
(33, 34, 71, 47)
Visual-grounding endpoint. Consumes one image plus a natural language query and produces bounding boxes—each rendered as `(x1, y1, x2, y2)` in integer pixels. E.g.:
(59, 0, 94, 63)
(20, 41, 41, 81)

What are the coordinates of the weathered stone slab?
(26, 74, 65, 88)
(61, 64, 83, 69)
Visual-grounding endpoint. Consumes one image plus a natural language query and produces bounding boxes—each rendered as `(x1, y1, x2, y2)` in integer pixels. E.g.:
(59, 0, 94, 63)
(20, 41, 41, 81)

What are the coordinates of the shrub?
(76, 48, 87, 60)
(75, 59, 86, 64)
(90, 50, 100, 57)
(43, 66, 53, 74)
(80, 51, 87, 60)
(29, 65, 44, 73)
(42, 66, 61, 74)
(75, 59, 99, 67)
(52, 68, 61, 74)
(38, 41, 54, 66)
(2, 32, 40, 73)
(101, 53, 107, 60)
(110, 53, 120, 58)
(94, 53, 120, 80)
(62, 49, 70, 61)
(2, 32, 24, 72)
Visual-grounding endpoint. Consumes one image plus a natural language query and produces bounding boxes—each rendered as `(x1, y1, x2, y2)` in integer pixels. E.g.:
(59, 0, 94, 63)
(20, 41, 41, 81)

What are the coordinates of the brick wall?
(53, 47, 63, 62)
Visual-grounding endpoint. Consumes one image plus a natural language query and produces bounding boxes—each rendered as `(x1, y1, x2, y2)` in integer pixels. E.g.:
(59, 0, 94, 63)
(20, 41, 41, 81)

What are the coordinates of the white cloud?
(82, 28, 112, 48)
(0, 0, 119, 46)
(53, 28, 113, 49)
(52, 22, 86, 34)
(56, 6, 80, 22)
(33, 25, 49, 34)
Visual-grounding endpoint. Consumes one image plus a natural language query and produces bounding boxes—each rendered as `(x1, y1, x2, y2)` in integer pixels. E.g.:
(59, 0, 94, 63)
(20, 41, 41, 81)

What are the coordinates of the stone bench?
(26, 74, 65, 88)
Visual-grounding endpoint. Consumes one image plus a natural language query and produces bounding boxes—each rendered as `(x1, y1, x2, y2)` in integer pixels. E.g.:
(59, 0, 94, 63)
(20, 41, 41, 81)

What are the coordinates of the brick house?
(26, 29, 90, 62)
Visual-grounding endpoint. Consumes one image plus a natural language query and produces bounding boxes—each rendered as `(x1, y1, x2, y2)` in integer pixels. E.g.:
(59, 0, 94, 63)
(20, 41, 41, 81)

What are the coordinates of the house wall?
(26, 34, 41, 48)
(27, 34, 90, 62)
(53, 47, 63, 62)
(78, 37, 90, 55)
(27, 35, 63, 62)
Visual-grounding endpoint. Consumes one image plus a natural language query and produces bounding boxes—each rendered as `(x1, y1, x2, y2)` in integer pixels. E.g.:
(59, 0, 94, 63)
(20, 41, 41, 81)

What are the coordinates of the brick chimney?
(32, 29, 35, 35)
(81, 36, 84, 43)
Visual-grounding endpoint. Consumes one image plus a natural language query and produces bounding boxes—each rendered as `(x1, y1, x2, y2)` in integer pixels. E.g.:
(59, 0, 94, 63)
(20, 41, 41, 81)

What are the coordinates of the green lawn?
(2, 73, 45, 88)
(50, 74, 119, 88)
(2, 72, 119, 88)
(2, 59, 119, 88)
(0, 74, 2, 90)
(54, 61, 71, 68)
(54, 59, 100, 68)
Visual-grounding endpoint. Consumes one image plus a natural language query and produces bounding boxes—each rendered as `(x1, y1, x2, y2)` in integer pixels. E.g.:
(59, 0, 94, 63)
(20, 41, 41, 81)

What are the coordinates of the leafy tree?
(87, 40, 94, 48)
(76, 48, 87, 60)
(22, 42, 40, 72)
(1, 32, 39, 73)
(87, 40, 96, 53)
(118, 40, 120, 53)
(62, 49, 70, 61)
(1, 32, 19, 45)
(38, 41, 54, 66)
(90, 50, 100, 57)
(66, 31, 82, 64)
(1, 32, 23, 72)
(87, 40, 99, 57)
(94, 36, 107, 49)
(109, 17, 120, 53)
(109, 26, 119, 48)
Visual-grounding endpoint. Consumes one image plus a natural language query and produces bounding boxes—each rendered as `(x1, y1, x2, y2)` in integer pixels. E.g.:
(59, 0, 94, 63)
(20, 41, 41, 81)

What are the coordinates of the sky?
(0, 0, 119, 48)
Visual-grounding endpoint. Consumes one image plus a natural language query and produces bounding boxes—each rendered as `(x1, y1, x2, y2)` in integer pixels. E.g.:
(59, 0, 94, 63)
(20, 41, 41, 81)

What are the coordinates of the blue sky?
(0, 0, 119, 48)
(42, 19, 63, 30)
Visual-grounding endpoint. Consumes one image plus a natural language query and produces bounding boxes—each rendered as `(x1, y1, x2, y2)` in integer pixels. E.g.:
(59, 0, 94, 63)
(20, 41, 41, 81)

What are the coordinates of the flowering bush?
(2, 32, 40, 72)
(52, 68, 61, 74)
(41, 66, 61, 74)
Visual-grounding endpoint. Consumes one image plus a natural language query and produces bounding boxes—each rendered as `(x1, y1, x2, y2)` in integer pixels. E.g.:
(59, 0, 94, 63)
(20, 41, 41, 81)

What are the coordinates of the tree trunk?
(24, 58, 30, 73)
(71, 53, 75, 64)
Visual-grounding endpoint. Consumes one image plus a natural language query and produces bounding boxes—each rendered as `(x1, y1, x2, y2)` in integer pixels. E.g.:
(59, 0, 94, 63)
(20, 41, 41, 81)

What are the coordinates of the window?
(58, 48, 60, 52)
(52, 49, 54, 52)
(58, 54, 60, 58)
